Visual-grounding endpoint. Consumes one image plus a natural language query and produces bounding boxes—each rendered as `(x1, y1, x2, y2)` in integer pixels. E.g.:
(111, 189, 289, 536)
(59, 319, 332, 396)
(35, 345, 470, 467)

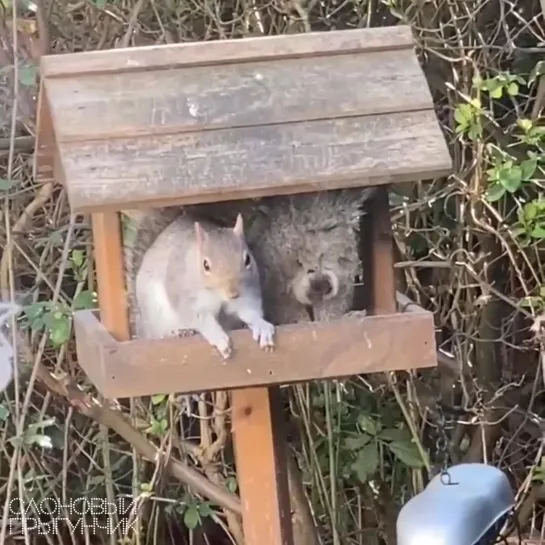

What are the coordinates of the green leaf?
(518, 119, 533, 132)
(521, 158, 538, 180)
(0, 178, 17, 191)
(183, 505, 201, 530)
(71, 249, 85, 268)
(388, 440, 425, 468)
(485, 183, 505, 202)
(140, 482, 153, 497)
(28, 417, 56, 431)
(357, 414, 378, 435)
(23, 302, 47, 321)
(226, 476, 238, 494)
(49, 317, 71, 346)
(18, 63, 37, 87)
(72, 290, 97, 310)
(499, 166, 522, 193)
(522, 202, 538, 222)
(351, 441, 379, 483)
(468, 124, 483, 141)
(146, 417, 168, 436)
(0, 405, 10, 421)
(30, 316, 45, 332)
(530, 226, 545, 239)
(483, 78, 498, 91)
(344, 434, 372, 450)
(378, 427, 412, 443)
(198, 502, 213, 518)
(519, 295, 542, 308)
(489, 86, 503, 99)
(506, 82, 519, 96)
(454, 107, 467, 124)
(27, 434, 53, 449)
(151, 394, 166, 405)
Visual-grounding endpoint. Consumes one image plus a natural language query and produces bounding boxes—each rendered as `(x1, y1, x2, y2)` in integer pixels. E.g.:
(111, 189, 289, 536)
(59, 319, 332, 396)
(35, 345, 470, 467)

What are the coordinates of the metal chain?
(434, 400, 458, 486)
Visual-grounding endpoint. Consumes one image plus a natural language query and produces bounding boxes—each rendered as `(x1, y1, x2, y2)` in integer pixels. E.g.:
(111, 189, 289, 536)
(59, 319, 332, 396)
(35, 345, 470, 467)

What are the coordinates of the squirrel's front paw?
(250, 320, 275, 352)
(214, 333, 233, 360)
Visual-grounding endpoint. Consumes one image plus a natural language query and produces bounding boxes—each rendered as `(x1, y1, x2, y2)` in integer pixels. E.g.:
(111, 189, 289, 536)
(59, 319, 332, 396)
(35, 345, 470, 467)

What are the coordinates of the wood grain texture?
(231, 387, 294, 545)
(33, 82, 56, 184)
(59, 110, 452, 213)
(73, 310, 437, 398)
(45, 49, 431, 141)
(40, 26, 415, 78)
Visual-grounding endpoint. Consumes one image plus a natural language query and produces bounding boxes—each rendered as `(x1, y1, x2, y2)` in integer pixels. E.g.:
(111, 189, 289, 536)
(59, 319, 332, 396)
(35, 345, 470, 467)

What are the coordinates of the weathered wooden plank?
(231, 388, 294, 545)
(40, 26, 415, 78)
(33, 81, 56, 184)
(73, 309, 436, 399)
(45, 49, 432, 141)
(59, 110, 453, 213)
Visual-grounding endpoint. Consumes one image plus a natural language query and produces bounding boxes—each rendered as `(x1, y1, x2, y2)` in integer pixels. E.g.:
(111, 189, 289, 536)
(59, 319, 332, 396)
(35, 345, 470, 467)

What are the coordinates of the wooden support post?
(90, 211, 130, 539)
(92, 212, 130, 338)
(231, 387, 294, 545)
(368, 187, 396, 315)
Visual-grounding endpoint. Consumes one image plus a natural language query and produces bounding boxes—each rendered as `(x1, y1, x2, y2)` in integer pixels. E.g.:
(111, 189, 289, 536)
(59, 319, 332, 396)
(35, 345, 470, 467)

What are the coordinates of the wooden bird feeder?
(35, 25, 452, 545)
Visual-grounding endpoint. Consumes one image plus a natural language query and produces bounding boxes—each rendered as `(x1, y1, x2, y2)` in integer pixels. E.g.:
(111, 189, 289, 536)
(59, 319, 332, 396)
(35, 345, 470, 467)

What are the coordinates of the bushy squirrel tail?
(121, 207, 182, 336)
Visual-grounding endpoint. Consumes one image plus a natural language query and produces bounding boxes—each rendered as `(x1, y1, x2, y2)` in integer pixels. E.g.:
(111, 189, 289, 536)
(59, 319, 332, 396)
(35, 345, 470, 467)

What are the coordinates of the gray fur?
(122, 187, 376, 333)
(190, 187, 376, 324)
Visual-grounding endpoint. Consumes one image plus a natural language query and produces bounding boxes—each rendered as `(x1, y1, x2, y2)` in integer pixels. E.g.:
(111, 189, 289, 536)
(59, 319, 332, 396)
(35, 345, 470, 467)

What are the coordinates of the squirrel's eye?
(203, 259, 211, 272)
(243, 252, 251, 268)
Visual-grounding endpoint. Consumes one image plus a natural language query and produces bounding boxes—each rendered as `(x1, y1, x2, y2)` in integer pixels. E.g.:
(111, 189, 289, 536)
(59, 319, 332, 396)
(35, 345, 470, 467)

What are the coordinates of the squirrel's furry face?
(194, 214, 256, 301)
(289, 246, 356, 310)
(291, 269, 338, 306)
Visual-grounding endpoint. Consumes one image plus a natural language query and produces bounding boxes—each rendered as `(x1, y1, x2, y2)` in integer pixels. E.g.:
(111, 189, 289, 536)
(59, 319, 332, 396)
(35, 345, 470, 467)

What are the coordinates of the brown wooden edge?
(40, 26, 415, 79)
(64, 162, 453, 216)
(33, 80, 56, 184)
(73, 302, 437, 399)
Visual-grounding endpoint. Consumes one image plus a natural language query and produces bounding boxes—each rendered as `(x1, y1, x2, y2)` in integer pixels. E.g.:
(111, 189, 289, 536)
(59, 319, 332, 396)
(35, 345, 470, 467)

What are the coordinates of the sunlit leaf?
(183, 505, 201, 530)
(485, 183, 505, 202)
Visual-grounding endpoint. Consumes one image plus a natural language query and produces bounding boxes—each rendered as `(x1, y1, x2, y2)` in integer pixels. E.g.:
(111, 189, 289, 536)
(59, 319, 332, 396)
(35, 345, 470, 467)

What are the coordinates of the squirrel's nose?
(307, 274, 333, 301)
(225, 287, 240, 299)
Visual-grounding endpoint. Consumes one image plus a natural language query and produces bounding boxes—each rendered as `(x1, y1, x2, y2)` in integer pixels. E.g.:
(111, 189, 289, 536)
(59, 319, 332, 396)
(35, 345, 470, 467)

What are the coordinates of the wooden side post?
(90, 211, 131, 539)
(368, 187, 397, 315)
(231, 387, 294, 545)
(366, 185, 398, 545)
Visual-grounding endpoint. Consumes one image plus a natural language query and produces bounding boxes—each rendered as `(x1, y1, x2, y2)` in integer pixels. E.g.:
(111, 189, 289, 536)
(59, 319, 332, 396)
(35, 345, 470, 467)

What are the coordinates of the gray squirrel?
(122, 187, 376, 342)
(123, 209, 274, 359)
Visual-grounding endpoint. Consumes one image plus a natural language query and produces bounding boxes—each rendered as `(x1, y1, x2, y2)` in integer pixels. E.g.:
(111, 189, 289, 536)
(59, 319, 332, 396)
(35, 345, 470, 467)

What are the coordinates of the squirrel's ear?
(233, 214, 244, 237)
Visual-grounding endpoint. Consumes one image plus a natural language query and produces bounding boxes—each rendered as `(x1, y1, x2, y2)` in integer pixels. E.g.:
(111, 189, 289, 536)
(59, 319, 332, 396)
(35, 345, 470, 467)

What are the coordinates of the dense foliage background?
(0, 0, 543, 543)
